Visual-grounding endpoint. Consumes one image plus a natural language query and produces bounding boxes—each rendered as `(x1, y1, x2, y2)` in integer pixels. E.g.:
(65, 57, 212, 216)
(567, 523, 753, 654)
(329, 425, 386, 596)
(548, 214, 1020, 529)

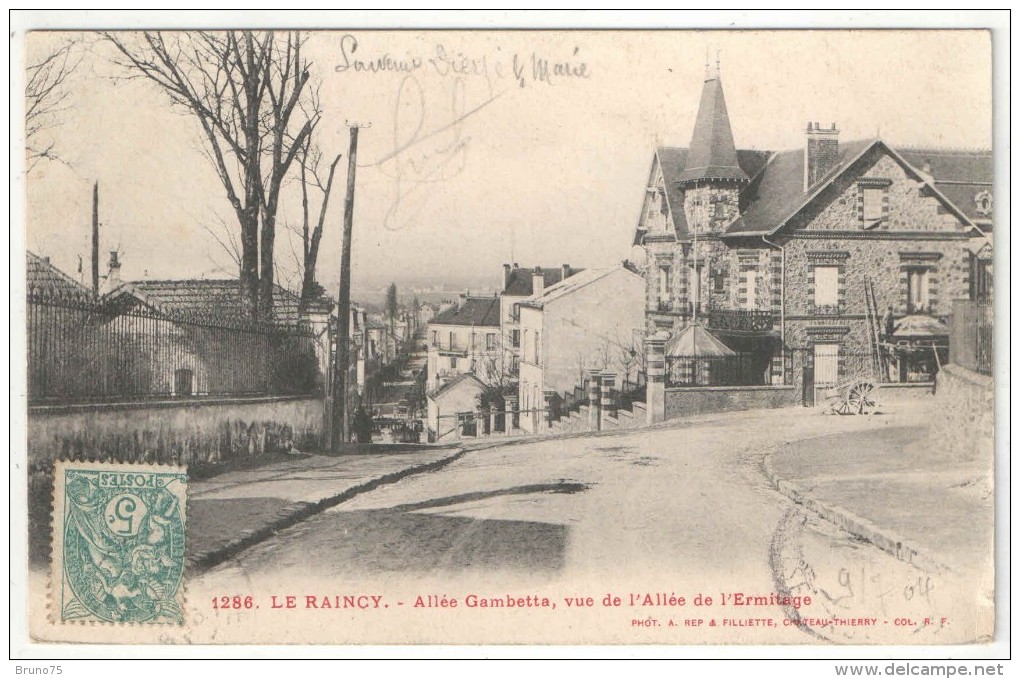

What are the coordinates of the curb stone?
(186, 448, 468, 574)
(761, 452, 948, 575)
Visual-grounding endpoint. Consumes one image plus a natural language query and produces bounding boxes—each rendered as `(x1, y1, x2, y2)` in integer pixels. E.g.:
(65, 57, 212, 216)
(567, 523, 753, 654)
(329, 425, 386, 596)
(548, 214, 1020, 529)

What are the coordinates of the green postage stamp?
(52, 461, 188, 625)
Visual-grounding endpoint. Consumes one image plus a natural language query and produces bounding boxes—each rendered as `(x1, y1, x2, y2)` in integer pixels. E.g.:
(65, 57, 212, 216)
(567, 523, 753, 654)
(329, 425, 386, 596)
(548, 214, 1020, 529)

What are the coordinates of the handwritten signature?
(366, 75, 502, 231)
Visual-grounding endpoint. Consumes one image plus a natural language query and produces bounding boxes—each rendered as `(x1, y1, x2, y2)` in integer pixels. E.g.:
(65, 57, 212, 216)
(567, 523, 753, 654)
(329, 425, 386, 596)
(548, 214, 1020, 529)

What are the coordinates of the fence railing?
(27, 289, 320, 405)
(707, 308, 774, 332)
(666, 352, 772, 388)
(949, 299, 993, 376)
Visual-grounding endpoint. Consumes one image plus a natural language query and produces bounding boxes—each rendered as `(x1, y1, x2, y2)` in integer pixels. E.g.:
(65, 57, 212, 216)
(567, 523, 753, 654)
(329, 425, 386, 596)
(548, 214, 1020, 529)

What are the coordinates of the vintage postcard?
(16, 23, 1001, 650)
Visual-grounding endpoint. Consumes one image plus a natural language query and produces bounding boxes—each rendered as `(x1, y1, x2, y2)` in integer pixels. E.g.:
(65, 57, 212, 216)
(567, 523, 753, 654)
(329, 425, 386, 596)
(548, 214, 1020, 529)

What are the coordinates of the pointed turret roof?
(677, 72, 748, 185)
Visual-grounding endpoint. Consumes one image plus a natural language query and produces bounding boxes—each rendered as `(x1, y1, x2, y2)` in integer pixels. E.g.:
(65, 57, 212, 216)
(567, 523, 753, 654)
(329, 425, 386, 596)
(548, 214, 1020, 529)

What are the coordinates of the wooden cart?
(822, 374, 881, 415)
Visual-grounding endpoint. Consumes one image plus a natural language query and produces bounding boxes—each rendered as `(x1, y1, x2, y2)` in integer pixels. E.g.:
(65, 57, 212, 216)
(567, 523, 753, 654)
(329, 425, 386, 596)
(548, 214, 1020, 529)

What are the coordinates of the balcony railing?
(707, 308, 774, 333)
(810, 302, 846, 316)
(431, 341, 468, 355)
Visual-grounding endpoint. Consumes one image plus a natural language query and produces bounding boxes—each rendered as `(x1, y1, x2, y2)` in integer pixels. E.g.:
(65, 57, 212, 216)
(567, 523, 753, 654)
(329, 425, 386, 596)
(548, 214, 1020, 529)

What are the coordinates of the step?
(602, 415, 619, 430)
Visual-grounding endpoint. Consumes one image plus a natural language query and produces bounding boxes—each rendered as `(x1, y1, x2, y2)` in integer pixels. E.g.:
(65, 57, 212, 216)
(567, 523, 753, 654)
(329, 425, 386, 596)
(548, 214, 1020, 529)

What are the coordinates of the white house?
(516, 264, 646, 433)
(425, 295, 501, 392)
(426, 373, 488, 443)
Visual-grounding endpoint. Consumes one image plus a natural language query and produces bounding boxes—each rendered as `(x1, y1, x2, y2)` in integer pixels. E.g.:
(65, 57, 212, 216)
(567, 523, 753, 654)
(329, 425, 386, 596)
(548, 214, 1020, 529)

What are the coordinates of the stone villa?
(634, 65, 992, 418)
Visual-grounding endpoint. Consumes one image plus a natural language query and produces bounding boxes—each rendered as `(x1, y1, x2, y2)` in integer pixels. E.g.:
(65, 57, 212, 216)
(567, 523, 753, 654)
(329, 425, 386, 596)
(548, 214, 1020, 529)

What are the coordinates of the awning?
(892, 314, 950, 339)
(664, 322, 736, 358)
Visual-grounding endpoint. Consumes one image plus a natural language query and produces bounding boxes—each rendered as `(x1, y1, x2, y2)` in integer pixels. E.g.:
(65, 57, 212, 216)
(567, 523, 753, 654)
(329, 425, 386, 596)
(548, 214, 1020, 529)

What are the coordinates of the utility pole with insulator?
(332, 122, 368, 450)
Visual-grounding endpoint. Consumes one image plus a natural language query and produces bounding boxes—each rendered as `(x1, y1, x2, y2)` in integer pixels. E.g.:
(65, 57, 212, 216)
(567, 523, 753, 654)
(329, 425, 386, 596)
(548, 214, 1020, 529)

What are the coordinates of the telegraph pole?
(91, 182, 100, 297)
(332, 122, 367, 450)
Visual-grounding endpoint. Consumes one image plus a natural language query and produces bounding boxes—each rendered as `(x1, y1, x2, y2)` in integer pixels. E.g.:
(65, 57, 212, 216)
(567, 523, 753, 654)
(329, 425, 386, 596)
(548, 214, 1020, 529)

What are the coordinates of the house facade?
(634, 67, 992, 413)
(425, 295, 501, 393)
(516, 265, 645, 433)
(498, 263, 581, 385)
(425, 373, 488, 443)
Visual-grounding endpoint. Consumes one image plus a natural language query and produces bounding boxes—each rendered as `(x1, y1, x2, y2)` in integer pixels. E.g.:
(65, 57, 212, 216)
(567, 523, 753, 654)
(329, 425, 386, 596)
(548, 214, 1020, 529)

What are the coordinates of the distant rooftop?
(429, 296, 500, 327)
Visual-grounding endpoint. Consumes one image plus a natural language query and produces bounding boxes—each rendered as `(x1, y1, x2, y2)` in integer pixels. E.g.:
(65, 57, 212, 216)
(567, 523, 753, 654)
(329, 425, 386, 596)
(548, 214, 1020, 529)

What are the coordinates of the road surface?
(191, 405, 977, 644)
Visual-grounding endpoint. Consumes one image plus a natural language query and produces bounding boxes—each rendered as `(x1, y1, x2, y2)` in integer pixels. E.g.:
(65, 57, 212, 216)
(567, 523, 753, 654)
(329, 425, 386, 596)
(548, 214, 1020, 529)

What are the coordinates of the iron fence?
(27, 289, 320, 405)
(666, 352, 772, 387)
(949, 299, 993, 376)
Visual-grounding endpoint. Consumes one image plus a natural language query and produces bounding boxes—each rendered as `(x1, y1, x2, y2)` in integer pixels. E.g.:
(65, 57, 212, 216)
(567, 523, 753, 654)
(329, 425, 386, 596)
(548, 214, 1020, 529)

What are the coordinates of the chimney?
(804, 122, 840, 192)
(105, 250, 121, 292)
(503, 263, 512, 291)
(531, 266, 545, 296)
(561, 264, 571, 281)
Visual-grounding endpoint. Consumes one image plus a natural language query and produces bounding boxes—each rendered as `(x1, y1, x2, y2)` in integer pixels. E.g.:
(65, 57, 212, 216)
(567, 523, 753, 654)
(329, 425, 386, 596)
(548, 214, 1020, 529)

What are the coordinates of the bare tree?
(104, 31, 319, 318)
(296, 137, 342, 310)
(25, 37, 82, 172)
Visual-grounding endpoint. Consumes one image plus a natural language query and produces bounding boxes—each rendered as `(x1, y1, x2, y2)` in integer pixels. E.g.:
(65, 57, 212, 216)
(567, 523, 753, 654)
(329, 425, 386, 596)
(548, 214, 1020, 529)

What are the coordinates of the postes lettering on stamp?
(53, 462, 187, 624)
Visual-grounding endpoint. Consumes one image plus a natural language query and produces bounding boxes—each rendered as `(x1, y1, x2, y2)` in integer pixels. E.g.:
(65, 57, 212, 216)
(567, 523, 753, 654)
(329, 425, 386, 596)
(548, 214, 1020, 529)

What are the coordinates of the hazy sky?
(24, 30, 992, 295)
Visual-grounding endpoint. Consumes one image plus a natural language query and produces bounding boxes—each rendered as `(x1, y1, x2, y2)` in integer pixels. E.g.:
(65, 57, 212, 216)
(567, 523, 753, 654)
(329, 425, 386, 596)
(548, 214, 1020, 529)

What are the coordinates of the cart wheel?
(846, 380, 878, 414)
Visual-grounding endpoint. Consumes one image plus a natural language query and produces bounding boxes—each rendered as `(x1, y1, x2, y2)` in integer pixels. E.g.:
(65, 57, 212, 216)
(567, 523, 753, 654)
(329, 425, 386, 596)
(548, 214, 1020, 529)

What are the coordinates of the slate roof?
(27, 251, 89, 298)
(106, 279, 303, 323)
(898, 148, 993, 224)
(502, 266, 582, 296)
(519, 265, 640, 309)
(644, 147, 771, 241)
(678, 75, 749, 184)
(725, 140, 983, 236)
(428, 296, 500, 327)
(664, 322, 735, 358)
(725, 139, 877, 235)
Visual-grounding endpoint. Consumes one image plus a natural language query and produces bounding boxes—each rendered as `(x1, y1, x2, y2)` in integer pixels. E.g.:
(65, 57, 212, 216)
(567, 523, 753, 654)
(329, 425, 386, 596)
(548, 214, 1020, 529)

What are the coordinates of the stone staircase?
(546, 400, 647, 434)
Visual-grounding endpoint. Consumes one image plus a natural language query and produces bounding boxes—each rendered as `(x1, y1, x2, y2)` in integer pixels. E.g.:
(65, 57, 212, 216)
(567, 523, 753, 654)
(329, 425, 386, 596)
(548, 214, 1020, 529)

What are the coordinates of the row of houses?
(425, 63, 993, 441)
(424, 263, 646, 442)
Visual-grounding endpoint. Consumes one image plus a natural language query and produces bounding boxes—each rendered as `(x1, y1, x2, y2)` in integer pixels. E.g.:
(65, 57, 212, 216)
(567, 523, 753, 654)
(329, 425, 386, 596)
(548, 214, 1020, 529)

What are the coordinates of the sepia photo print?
(16, 24, 1000, 648)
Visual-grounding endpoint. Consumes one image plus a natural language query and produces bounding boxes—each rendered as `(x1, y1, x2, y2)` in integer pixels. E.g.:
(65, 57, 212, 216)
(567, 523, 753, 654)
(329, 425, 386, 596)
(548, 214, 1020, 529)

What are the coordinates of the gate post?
(645, 333, 668, 424)
(505, 394, 518, 435)
(543, 389, 557, 430)
(587, 370, 602, 430)
(599, 372, 616, 428)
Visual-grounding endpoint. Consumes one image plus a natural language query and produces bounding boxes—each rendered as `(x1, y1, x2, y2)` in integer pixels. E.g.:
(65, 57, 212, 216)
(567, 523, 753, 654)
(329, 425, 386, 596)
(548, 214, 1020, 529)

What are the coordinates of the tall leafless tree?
(25, 37, 82, 172)
(104, 31, 319, 318)
(296, 137, 342, 311)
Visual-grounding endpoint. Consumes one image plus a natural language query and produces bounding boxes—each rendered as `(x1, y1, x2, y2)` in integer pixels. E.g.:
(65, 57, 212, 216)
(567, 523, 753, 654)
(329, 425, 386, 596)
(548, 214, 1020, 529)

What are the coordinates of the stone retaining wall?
(28, 395, 323, 471)
(665, 385, 800, 419)
(929, 364, 994, 461)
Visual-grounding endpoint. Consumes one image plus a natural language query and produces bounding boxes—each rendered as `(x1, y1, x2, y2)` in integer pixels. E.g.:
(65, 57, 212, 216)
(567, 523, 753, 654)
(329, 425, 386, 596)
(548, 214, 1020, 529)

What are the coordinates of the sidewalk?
(187, 446, 463, 572)
(763, 423, 994, 576)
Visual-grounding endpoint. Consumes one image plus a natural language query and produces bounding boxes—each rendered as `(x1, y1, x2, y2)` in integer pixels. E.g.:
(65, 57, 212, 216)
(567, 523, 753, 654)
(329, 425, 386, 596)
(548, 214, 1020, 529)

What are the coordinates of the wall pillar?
(505, 395, 518, 435)
(599, 372, 616, 429)
(544, 390, 557, 430)
(645, 333, 668, 424)
(587, 370, 602, 430)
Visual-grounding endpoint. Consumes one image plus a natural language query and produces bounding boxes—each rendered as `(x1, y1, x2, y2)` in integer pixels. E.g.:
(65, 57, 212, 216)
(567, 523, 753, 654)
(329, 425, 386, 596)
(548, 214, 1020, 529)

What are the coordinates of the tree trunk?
(258, 209, 277, 320)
